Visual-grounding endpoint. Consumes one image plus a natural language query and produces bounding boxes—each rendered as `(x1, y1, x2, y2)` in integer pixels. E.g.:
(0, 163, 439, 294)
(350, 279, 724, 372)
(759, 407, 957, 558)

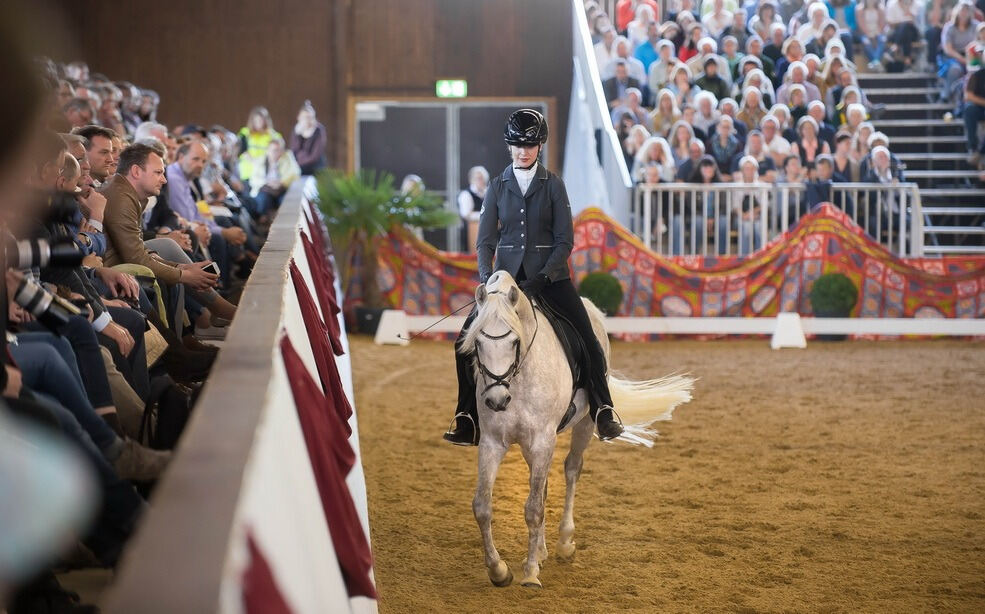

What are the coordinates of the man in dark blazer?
(602, 60, 642, 109)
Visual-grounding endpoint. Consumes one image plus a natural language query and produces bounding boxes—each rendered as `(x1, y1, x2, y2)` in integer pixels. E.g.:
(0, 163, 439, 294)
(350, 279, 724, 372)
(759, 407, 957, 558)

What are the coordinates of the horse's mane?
(459, 290, 529, 355)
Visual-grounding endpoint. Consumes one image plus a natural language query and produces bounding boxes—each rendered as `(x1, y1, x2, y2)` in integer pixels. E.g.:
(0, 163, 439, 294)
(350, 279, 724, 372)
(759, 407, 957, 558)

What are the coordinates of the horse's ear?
(508, 285, 519, 306)
(476, 284, 487, 305)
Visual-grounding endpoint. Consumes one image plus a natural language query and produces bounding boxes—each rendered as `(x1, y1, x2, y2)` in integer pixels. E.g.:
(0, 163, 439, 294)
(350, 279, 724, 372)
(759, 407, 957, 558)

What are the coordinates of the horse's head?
(460, 271, 530, 412)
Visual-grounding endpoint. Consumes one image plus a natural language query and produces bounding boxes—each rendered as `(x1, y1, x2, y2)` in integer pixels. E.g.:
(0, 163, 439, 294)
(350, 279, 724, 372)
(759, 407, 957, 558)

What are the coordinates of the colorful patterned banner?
(367, 205, 985, 323)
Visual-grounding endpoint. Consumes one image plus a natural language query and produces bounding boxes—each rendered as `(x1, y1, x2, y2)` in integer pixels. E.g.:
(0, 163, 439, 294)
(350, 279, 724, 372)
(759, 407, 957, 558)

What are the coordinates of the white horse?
(459, 270, 694, 589)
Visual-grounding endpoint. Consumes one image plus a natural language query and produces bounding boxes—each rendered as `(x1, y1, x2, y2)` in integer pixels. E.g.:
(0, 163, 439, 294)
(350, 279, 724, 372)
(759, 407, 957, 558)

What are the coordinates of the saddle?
(533, 298, 589, 433)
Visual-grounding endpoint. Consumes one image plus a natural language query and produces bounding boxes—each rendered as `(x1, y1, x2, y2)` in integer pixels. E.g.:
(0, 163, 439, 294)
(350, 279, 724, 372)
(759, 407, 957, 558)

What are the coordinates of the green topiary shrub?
(578, 272, 624, 316)
(809, 273, 858, 317)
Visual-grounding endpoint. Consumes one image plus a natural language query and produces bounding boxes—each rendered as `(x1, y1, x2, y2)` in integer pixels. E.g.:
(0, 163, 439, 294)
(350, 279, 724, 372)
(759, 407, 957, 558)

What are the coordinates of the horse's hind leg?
(473, 441, 511, 587)
(558, 415, 593, 562)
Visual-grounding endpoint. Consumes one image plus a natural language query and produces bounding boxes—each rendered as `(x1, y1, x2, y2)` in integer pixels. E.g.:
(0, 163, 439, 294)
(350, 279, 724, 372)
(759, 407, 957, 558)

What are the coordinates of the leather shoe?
(594, 405, 624, 441)
(443, 412, 479, 446)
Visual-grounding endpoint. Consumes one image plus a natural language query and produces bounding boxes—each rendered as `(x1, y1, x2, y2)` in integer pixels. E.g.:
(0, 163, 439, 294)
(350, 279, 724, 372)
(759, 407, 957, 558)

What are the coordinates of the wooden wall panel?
(51, 0, 572, 167)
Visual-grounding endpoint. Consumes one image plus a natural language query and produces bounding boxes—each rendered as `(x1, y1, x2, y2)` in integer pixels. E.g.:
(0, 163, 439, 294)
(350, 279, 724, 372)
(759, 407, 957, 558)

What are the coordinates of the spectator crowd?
(590, 0, 985, 251)
(0, 51, 330, 612)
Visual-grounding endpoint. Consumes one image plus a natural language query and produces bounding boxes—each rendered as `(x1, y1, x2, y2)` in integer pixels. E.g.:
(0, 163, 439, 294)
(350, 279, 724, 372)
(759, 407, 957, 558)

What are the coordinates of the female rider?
(443, 109, 624, 446)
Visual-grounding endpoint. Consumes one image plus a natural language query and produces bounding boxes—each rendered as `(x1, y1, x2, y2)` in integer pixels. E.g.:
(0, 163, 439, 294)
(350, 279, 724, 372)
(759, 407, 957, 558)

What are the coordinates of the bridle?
(472, 291, 540, 398)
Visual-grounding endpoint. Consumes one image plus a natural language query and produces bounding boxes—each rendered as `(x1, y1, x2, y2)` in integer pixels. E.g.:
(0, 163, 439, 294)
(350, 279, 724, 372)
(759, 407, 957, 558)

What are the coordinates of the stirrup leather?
(444, 412, 478, 446)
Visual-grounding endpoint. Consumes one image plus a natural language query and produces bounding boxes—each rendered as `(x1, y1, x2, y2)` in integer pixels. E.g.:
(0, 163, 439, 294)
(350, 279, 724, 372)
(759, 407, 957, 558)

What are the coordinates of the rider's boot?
(592, 405, 624, 441)
(444, 345, 480, 446)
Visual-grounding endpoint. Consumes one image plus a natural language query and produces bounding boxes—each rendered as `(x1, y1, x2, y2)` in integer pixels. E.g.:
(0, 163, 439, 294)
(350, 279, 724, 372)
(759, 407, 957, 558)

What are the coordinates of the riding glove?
(520, 273, 550, 295)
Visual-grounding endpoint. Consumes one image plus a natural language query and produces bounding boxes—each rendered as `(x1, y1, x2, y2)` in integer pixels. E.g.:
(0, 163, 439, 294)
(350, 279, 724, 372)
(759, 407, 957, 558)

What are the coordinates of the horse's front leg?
(520, 438, 555, 588)
(473, 440, 511, 587)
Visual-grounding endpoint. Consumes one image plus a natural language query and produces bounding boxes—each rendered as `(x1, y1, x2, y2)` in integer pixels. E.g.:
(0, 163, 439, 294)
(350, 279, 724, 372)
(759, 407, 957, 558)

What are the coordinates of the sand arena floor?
(351, 337, 985, 613)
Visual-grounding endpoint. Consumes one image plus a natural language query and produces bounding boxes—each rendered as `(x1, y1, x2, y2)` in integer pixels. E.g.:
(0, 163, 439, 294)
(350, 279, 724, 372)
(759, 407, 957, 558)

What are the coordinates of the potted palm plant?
(316, 168, 456, 333)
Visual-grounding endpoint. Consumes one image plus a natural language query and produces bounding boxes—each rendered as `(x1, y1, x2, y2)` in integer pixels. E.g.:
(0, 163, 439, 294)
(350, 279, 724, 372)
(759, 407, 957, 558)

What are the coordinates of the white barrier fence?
(632, 182, 924, 257)
(374, 311, 985, 348)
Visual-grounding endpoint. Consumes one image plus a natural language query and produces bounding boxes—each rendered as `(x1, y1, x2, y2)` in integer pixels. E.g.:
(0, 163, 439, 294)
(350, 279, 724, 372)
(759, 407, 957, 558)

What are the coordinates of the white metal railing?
(568, 0, 633, 226)
(633, 182, 924, 257)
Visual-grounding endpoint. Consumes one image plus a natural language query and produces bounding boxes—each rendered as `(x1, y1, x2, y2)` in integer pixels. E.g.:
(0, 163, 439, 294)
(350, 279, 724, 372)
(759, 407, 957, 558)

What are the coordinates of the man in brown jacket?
(102, 141, 236, 322)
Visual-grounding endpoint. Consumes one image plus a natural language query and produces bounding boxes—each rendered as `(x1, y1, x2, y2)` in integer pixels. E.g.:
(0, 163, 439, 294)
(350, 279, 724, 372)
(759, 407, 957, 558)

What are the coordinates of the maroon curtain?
(242, 531, 294, 614)
(289, 260, 353, 431)
(304, 199, 331, 263)
(301, 231, 345, 356)
(280, 334, 376, 599)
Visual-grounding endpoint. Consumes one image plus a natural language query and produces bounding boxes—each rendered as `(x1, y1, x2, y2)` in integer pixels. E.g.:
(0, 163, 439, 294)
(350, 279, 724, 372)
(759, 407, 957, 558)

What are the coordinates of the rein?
(473, 291, 540, 396)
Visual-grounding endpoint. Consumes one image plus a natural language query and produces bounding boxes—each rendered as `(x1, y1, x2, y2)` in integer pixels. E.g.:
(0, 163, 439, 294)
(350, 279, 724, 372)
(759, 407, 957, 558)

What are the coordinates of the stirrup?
(443, 412, 478, 446)
(594, 405, 624, 441)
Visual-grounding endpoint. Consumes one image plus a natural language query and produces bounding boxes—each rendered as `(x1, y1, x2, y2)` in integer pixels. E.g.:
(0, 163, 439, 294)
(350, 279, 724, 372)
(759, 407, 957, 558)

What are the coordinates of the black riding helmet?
(504, 108, 548, 147)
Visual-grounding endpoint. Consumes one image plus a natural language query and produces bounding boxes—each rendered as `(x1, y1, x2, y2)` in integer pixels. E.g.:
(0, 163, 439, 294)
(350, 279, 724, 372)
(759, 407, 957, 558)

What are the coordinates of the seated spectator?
(668, 63, 698, 107)
(737, 68, 776, 108)
(862, 145, 905, 238)
(678, 22, 706, 63)
(770, 103, 796, 140)
(709, 115, 743, 178)
(787, 84, 810, 124)
(853, 121, 876, 161)
(805, 19, 842, 58)
(289, 101, 328, 176)
(732, 130, 778, 181)
(832, 130, 862, 181)
(603, 60, 642, 108)
(603, 36, 648, 83)
(696, 55, 732, 100)
(804, 154, 855, 214)
(610, 87, 649, 126)
(737, 85, 770, 126)
(692, 90, 722, 134)
(857, 0, 889, 71)
(795, 2, 833, 45)
(687, 38, 730, 80)
(807, 100, 837, 148)
(628, 4, 658, 47)
(702, 0, 734, 38)
(675, 137, 707, 180)
(646, 40, 679, 94)
(886, 0, 922, 69)
(720, 11, 750, 50)
(680, 104, 709, 141)
(775, 36, 806, 83)
(763, 22, 788, 67)
(102, 142, 238, 325)
(779, 153, 809, 183)
(63, 98, 94, 129)
(762, 114, 793, 165)
(716, 96, 749, 138)
(792, 116, 832, 170)
(731, 155, 766, 253)
(595, 26, 618, 68)
(669, 119, 697, 163)
(744, 35, 778, 82)
(621, 122, 649, 170)
(137, 89, 159, 123)
(860, 132, 905, 179)
(633, 135, 676, 180)
(749, 1, 784, 42)
(72, 125, 115, 187)
(776, 61, 822, 104)
(616, 0, 660, 33)
(840, 101, 869, 134)
(649, 88, 682, 136)
(634, 21, 664, 72)
(939, 2, 979, 103)
(721, 35, 745, 77)
(964, 46, 985, 166)
(818, 56, 849, 103)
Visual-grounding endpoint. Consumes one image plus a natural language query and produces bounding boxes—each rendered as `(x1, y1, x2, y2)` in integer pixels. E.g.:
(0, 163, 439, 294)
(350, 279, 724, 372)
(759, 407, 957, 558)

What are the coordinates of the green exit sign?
(436, 79, 468, 98)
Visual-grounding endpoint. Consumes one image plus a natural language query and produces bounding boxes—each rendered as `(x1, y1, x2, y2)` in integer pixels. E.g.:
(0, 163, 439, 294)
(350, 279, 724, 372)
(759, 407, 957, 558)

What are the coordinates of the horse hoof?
(488, 561, 512, 587)
(520, 577, 543, 589)
(556, 541, 576, 562)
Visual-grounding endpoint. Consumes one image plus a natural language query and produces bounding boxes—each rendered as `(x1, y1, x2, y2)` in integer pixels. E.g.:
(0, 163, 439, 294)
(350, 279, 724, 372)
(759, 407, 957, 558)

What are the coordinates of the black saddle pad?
(534, 299, 588, 391)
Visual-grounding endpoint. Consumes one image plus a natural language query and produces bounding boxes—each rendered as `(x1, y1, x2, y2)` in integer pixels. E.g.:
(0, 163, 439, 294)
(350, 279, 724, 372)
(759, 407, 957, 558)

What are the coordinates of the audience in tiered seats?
(587, 0, 985, 251)
(0, 52, 317, 610)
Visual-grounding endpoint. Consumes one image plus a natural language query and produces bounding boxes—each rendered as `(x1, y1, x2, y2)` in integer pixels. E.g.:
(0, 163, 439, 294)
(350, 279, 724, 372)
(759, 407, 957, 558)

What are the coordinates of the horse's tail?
(606, 373, 695, 447)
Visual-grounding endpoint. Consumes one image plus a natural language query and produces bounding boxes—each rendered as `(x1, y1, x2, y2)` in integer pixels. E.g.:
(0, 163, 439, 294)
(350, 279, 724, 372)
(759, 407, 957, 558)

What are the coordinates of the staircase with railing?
(861, 72, 985, 254)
